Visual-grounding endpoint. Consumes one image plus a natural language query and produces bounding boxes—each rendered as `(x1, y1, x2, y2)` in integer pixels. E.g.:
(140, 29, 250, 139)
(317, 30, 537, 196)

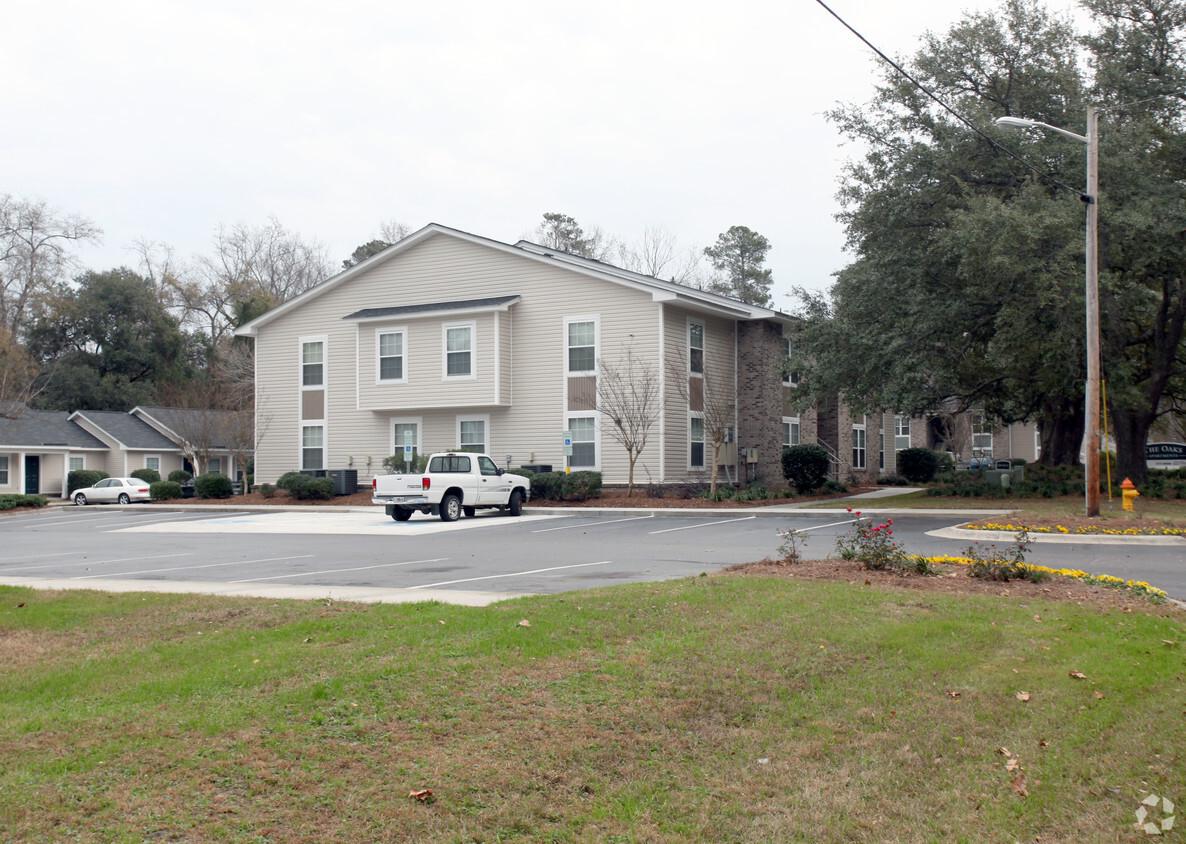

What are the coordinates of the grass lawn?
(2, 577, 1182, 842)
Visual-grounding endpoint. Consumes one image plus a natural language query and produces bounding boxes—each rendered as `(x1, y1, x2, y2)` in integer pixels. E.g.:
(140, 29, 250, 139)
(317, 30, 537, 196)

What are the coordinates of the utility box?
(519, 464, 553, 474)
(326, 469, 359, 495)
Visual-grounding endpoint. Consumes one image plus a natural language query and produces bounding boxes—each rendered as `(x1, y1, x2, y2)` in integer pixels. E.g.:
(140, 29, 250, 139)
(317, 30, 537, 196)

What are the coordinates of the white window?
(457, 416, 487, 453)
(301, 339, 324, 387)
(782, 336, 800, 386)
(782, 416, 800, 448)
(207, 458, 222, 474)
(302, 425, 324, 470)
(880, 432, 885, 470)
(145, 455, 160, 473)
(690, 414, 705, 468)
(852, 416, 867, 469)
(69, 456, 85, 472)
(567, 320, 596, 374)
(377, 328, 406, 383)
(894, 415, 911, 451)
(444, 323, 475, 379)
(689, 322, 704, 374)
(0, 456, 9, 485)
(972, 413, 993, 456)
(569, 416, 596, 467)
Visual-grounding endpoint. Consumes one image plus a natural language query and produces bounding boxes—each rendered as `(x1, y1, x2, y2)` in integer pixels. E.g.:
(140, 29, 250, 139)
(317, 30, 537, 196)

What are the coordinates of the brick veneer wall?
(736, 320, 785, 485)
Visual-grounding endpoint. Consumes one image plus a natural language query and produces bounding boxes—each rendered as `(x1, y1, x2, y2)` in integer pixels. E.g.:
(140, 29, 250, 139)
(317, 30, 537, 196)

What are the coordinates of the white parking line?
(94, 512, 255, 529)
(782, 518, 859, 534)
(0, 553, 195, 573)
(649, 516, 757, 534)
(532, 514, 655, 533)
(78, 554, 317, 579)
(22, 515, 112, 527)
(0, 551, 75, 563)
(229, 557, 449, 583)
(409, 560, 613, 589)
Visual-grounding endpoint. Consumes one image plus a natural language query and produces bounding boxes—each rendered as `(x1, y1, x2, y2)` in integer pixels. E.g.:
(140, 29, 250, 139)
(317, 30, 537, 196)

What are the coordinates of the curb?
(929, 526, 1186, 547)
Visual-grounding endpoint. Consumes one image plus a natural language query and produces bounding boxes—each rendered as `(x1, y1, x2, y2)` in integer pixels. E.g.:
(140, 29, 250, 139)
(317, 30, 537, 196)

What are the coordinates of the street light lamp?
(994, 108, 1100, 517)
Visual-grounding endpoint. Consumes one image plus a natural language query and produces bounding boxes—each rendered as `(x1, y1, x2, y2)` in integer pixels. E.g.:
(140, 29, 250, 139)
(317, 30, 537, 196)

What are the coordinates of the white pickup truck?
(371, 452, 531, 522)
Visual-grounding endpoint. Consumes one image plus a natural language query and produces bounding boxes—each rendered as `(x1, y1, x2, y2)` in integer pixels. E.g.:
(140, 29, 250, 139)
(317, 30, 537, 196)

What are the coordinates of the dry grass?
(1, 578, 1182, 842)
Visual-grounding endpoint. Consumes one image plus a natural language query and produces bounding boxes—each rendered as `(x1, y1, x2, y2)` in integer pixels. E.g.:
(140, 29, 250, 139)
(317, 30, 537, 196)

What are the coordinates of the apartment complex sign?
(1146, 442, 1186, 469)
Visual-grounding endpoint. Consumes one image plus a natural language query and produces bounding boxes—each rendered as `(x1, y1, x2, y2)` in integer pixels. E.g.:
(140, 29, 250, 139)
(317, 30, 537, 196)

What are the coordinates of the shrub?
(0, 494, 47, 510)
(67, 470, 109, 495)
(150, 481, 182, 501)
(259, 483, 276, 499)
(298, 478, 335, 500)
(736, 484, 770, 501)
(503, 468, 534, 481)
(194, 472, 234, 499)
(782, 445, 830, 493)
(821, 479, 849, 494)
(382, 453, 430, 474)
(168, 469, 193, 484)
(964, 531, 1044, 582)
(896, 448, 941, 483)
(275, 472, 308, 492)
(131, 468, 161, 484)
(560, 471, 602, 501)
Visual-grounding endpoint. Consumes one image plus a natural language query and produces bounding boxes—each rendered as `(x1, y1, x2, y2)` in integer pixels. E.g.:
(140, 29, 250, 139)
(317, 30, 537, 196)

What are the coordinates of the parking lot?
(1, 505, 1182, 604)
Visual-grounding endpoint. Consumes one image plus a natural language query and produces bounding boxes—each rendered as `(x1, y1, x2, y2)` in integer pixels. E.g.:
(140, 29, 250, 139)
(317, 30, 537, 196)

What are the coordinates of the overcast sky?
(5, 0, 1087, 310)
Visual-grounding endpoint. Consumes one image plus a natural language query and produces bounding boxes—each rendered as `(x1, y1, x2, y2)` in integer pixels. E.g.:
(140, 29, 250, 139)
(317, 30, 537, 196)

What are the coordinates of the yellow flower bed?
(967, 522, 1185, 537)
(917, 554, 1168, 602)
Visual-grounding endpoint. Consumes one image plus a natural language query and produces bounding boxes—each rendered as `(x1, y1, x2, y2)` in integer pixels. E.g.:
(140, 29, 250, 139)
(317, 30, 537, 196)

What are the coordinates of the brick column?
(736, 321, 784, 486)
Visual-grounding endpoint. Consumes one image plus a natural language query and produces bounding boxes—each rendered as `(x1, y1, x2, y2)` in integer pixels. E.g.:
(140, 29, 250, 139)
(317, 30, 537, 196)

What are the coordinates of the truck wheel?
(440, 494, 461, 522)
(392, 508, 413, 522)
(463, 506, 476, 518)
(508, 489, 524, 517)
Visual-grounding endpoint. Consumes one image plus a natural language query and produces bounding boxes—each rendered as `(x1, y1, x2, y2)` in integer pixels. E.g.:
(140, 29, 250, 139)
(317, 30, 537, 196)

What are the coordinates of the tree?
(27, 268, 191, 411)
(0, 326, 51, 415)
(703, 226, 774, 306)
(797, 0, 1098, 467)
(581, 348, 660, 496)
(342, 239, 392, 269)
(615, 225, 710, 288)
(0, 195, 101, 336)
(529, 213, 617, 260)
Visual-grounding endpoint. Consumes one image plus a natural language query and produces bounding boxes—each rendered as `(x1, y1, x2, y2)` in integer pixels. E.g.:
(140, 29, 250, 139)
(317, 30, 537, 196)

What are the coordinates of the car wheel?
(463, 506, 476, 518)
(117, 493, 130, 504)
(508, 489, 524, 517)
(439, 494, 461, 522)
(392, 508, 413, 522)
(74, 493, 87, 506)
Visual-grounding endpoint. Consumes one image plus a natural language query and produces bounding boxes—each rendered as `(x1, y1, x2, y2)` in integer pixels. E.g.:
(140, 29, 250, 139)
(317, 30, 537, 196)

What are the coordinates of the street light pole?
(994, 108, 1101, 517)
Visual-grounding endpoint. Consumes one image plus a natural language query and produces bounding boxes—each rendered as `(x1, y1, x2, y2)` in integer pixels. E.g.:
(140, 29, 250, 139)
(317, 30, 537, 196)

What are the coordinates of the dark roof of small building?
(134, 406, 238, 449)
(0, 407, 109, 449)
(342, 295, 520, 322)
(71, 410, 179, 450)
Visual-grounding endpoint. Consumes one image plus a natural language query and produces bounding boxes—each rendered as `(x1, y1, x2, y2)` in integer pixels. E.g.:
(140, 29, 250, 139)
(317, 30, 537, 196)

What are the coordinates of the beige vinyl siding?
(660, 306, 737, 482)
(252, 232, 663, 486)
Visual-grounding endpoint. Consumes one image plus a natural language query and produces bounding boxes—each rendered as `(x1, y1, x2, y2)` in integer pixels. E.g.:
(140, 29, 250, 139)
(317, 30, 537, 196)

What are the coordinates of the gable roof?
(132, 406, 238, 449)
(343, 295, 521, 323)
(234, 223, 795, 337)
(0, 407, 108, 450)
(69, 410, 181, 450)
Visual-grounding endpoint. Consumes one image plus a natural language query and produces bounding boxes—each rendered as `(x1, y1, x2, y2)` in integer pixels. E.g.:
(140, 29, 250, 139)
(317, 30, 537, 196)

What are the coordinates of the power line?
(813, 0, 1089, 200)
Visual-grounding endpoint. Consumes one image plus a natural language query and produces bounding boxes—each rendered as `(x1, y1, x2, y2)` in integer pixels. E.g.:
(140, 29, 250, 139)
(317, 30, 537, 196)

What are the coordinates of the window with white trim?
(690, 414, 705, 468)
(302, 425, 324, 470)
(782, 416, 800, 448)
(852, 416, 867, 469)
(378, 329, 406, 382)
(567, 320, 596, 373)
(391, 421, 420, 465)
(444, 324, 474, 378)
(689, 322, 704, 374)
(458, 418, 486, 453)
(69, 456, 85, 472)
(145, 455, 160, 473)
(0, 456, 9, 485)
(972, 413, 993, 456)
(894, 415, 911, 451)
(568, 416, 596, 467)
(207, 458, 222, 474)
(301, 340, 324, 387)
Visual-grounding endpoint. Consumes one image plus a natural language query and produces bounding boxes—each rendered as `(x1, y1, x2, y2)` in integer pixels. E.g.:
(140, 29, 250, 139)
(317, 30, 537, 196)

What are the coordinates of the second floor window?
(568, 321, 596, 373)
(446, 326, 472, 377)
(302, 340, 324, 387)
(689, 323, 704, 374)
(782, 336, 800, 386)
(379, 331, 405, 381)
(894, 415, 910, 451)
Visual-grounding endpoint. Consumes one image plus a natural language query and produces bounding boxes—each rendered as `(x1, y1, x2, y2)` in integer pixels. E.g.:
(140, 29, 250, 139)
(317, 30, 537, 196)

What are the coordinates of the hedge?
(130, 468, 161, 485)
(782, 445, 830, 493)
(0, 494, 47, 510)
(896, 448, 941, 483)
(150, 481, 183, 501)
(168, 469, 193, 484)
(67, 470, 109, 495)
(194, 472, 234, 499)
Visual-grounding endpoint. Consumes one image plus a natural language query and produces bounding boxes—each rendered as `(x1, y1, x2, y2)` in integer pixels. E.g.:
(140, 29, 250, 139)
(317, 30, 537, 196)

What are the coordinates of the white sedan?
(73, 477, 152, 506)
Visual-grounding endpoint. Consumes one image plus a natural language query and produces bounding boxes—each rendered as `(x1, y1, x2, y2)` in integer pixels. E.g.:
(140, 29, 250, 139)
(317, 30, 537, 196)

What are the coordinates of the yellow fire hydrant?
(1121, 477, 1140, 511)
